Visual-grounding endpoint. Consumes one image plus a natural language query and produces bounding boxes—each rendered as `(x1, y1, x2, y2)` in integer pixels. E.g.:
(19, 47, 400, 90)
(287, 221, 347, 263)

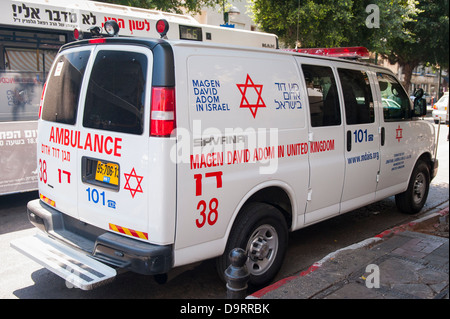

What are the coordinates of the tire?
(216, 202, 288, 287)
(395, 161, 430, 214)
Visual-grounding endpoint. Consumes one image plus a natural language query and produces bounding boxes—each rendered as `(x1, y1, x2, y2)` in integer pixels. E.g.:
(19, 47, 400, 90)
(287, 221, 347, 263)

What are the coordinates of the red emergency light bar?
(293, 46, 370, 59)
(88, 38, 107, 44)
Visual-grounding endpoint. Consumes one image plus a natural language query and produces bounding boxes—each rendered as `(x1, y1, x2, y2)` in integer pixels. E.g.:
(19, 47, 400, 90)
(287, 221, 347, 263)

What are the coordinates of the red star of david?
(124, 168, 143, 198)
(396, 125, 403, 142)
(236, 74, 266, 118)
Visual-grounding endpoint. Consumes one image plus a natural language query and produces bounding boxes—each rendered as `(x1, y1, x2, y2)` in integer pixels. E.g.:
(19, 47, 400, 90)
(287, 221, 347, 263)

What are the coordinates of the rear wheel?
(216, 202, 288, 287)
(395, 161, 430, 214)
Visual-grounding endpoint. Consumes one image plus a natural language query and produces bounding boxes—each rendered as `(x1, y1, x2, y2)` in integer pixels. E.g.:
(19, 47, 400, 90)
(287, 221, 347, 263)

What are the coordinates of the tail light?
(150, 87, 176, 137)
(38, 82, 47, 119)
(433, 105, 437, 110)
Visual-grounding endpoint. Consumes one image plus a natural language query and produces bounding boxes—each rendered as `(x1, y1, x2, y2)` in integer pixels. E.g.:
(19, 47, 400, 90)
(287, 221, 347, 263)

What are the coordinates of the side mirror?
(414, 88, 424, 99)
(413, 96, 427, 117)
(412, 88, 426, 117)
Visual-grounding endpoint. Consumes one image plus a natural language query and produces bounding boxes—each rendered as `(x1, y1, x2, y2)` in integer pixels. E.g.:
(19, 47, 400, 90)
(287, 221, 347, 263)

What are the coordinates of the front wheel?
(216, 202, 288, 287)
(395, 161, 430, 214)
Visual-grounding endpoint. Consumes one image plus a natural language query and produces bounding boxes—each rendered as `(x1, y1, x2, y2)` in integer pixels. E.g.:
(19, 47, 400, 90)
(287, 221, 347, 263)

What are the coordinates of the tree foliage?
(249, 0, 448, 91)
(249, 0, 419, 52)
(95, 0, 219, 14)
(386, 0, 449, 90)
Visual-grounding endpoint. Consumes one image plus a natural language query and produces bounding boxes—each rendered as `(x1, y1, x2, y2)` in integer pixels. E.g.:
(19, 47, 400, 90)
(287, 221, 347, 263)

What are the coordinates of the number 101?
(86, 187, 105, 205)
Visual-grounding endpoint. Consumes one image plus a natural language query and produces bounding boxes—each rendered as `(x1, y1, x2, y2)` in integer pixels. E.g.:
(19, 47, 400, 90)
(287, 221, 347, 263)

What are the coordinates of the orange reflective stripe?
(40, 193, 55, 207)
(108, 223, 148, 240)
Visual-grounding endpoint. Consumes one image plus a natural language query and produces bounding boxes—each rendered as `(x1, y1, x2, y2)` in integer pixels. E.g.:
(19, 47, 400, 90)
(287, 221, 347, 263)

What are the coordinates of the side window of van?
(83, 51, 147, 135)
(377, 73, 411, 121)
(302, 65, 341, 127)
(42, 51, 91, 124)
(338, 69, 374, 125)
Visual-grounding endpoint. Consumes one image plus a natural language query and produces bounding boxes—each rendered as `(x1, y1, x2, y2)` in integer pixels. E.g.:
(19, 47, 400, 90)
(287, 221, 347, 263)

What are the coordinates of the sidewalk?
(249, 204, 449, 299)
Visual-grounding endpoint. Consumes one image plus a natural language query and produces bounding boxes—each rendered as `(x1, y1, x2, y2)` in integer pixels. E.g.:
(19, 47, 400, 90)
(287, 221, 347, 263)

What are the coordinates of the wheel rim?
(413, 172, 426, 204)
(245, 224, 278, 276)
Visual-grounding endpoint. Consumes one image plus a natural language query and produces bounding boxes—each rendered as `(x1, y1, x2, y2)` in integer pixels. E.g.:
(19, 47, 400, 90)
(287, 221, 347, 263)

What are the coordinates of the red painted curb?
(250, 263, 321, 298)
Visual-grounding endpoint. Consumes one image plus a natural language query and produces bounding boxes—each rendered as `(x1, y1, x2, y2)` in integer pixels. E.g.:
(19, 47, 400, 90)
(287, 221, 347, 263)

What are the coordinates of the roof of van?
(170, 39, 392, 71)
(61, 36, 393, 74)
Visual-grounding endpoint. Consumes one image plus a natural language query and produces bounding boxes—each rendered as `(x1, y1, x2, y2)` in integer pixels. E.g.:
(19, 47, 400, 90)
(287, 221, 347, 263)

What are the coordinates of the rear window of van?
(83, 50, 147, 135)
(42, 50, 91, 124)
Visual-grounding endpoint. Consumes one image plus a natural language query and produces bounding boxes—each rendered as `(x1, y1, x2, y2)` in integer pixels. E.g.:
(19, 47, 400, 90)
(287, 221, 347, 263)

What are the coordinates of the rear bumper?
(26, 199, 173, 276)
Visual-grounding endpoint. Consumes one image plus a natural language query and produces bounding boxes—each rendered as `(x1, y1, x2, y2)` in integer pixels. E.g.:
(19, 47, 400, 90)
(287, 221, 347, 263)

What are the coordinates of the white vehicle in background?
(432, 92, 449, 124)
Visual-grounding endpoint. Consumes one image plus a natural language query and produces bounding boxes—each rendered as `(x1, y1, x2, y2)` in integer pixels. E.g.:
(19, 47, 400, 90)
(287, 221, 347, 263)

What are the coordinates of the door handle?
(381, 127, 385, 146)
(346, 130, 352, 152)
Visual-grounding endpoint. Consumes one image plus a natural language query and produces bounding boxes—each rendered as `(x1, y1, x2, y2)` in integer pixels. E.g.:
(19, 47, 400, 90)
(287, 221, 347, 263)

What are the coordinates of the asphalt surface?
(249, 204, 449, 299)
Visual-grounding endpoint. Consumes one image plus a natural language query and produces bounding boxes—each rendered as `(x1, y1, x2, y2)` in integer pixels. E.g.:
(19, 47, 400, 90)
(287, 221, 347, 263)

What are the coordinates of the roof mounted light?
(156, 19, 169, 39)
(88, 26, 102, 38)
(73, 28, 83, 40)
(104, 20, 120, 37)
(89, 38, 107, 44)
(295, 46, 370, 59)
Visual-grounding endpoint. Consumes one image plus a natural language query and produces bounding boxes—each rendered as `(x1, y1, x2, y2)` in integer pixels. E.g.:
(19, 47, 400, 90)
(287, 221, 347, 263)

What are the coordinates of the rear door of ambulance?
(39, 47, 91, 219)
(77, 44, 152, 242)
(40, 42, 172, 245)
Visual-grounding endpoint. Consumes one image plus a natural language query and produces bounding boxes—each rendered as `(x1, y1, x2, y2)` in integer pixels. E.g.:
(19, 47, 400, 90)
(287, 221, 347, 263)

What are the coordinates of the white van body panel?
(172, 44, 310, 264)
(371, 69, 436, 202)
(167, 42, 436, 267)
(375, 120, 435, 200)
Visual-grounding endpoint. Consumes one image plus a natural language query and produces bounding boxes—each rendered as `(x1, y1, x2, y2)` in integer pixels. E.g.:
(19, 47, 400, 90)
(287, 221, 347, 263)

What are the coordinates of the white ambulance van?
(12, 24, 438, 290)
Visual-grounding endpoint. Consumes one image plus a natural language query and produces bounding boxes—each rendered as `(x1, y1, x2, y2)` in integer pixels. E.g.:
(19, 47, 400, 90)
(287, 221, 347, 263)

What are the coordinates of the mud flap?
(11, 233, 116, 290)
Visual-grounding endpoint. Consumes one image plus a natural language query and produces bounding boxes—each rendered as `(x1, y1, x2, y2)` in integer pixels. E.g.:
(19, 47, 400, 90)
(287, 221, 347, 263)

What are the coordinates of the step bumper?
(11, 233, 117, 290)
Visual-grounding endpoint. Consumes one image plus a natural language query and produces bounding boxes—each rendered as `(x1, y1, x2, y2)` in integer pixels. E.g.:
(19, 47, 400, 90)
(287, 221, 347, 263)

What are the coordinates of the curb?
(248, 237, 382, 299)
(375, 206, 449, 239)
(249, 204, 449, 299)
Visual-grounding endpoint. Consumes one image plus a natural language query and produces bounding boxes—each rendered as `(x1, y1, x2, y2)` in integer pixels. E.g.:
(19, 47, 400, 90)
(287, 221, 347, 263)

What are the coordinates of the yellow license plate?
(95, 161, 119, 185)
